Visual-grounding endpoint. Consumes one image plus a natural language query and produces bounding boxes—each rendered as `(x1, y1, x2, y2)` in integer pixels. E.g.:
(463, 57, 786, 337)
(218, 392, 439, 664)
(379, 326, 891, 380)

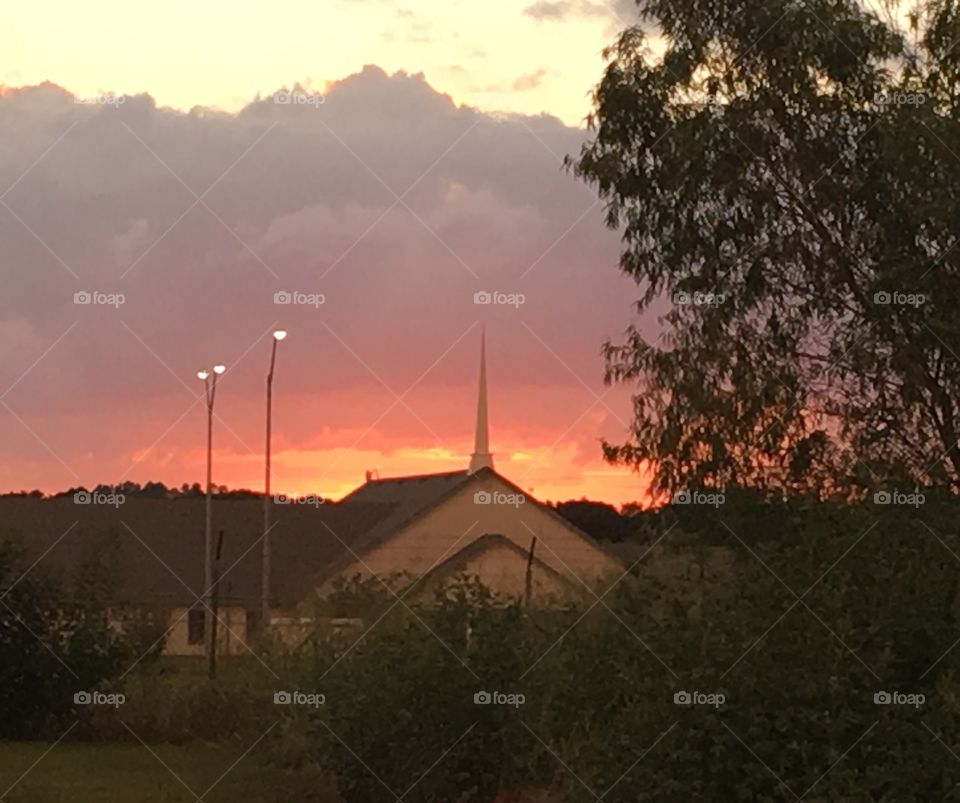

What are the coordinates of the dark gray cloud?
(523, 1, 577, 21)
(0, 67, 650, 488)
(523, 0, 641, 25)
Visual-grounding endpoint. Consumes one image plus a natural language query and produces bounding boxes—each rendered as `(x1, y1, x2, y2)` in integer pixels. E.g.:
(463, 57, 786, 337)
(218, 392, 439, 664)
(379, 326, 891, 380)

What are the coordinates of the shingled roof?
(316, 469, 478, 581)
(339, 470, 472, 534)
(316, 466, 619, 586)
(0, 467, 615, 609)
(0, 496, 389, 609)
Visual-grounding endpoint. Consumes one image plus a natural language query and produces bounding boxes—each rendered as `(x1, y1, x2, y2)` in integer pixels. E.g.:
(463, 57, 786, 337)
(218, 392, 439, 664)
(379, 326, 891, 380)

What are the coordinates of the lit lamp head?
(273, 329, 288, 341)
(197, 370, 210, 381)
(213, 364, 226, 375)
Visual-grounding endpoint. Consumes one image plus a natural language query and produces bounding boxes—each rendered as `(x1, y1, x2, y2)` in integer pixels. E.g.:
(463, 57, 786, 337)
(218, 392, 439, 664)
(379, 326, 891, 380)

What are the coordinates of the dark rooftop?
(0, 496, 390, 609)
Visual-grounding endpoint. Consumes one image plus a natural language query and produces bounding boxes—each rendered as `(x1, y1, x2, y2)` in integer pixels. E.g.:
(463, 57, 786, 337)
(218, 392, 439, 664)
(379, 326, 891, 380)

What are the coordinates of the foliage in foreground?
(7, 500, 960, 801)
(0, 537, 162, 739)
(264, 501, 960, 802)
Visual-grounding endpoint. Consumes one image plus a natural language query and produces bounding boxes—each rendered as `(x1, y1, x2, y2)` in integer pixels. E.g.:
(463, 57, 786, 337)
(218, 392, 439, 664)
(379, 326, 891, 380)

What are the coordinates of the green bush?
(0, 537, 163, 739)
(265, 501, 960, 801)
(82, 670, 274, 743)
(9, 499, 960, 800)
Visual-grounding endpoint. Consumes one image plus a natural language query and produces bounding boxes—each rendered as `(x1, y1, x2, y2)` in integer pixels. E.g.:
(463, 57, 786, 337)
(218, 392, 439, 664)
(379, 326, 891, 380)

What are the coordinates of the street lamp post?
(262, 329, 286, 630)
(198, 363, 225, 680)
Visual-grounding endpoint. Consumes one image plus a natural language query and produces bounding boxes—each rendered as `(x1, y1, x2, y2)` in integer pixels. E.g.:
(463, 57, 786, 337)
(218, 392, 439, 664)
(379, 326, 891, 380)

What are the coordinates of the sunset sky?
(0, 0, 661, 507)
(3, 0, 641, 125)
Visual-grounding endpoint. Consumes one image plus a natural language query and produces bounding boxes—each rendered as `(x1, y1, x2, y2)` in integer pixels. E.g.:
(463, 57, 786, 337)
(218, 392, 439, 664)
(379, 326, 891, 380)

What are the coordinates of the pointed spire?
(469, 331, 493, 474)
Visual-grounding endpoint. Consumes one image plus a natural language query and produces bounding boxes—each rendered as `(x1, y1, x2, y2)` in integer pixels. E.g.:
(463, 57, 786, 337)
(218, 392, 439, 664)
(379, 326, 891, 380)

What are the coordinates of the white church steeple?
(468, 332, 494, 474)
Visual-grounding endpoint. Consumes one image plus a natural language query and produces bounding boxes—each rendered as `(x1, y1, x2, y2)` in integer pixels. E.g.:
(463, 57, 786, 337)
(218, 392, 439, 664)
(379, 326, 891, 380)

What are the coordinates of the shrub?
(0, 536, 163, 739)
(267, 501, 960, 801)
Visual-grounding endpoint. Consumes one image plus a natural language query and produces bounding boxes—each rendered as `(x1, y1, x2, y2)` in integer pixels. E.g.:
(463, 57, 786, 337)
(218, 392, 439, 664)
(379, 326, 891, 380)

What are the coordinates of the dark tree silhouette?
(571, 0, 960, 496)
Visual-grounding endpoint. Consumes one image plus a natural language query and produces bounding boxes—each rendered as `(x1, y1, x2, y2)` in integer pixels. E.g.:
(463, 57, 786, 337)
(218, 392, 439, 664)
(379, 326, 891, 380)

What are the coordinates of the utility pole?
(197, 363, 225, 679)
(263, 329, 287, 630)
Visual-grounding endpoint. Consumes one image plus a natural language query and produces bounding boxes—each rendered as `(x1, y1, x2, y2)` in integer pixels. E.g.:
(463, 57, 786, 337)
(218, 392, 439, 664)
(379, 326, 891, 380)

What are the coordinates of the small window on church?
(187, 608, 205, 645)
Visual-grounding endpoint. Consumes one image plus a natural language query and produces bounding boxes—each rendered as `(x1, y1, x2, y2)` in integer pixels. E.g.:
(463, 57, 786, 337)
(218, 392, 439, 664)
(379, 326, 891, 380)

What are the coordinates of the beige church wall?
(163, 606, 250, 657)
(441, 540, 571, 602)
(333, 474, 622, 595)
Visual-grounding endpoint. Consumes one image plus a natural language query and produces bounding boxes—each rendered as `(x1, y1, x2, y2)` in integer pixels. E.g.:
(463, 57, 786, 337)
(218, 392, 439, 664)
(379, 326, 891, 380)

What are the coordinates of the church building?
(315, 333, 624, 604)
(0, 335, 623, 656)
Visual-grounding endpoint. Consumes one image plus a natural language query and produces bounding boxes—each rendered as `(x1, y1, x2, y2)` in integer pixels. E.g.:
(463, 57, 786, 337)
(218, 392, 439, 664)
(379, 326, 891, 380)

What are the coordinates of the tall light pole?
(262, 329, 286, 630)
(198, 362, 225, 680)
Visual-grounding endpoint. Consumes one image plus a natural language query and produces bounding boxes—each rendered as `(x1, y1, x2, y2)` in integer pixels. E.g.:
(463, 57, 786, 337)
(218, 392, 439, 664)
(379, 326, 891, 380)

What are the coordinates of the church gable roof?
(319, 470, 476, 581)
(415, 532, 577, 592)
(320, 467, 623, 587)
(337, 470, 473, 545)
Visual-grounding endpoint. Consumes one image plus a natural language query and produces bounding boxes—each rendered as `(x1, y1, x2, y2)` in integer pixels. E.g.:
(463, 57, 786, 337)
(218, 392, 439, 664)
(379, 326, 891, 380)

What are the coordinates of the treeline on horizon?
(0, 481, 308, 502)
(3, 481, 953, 547)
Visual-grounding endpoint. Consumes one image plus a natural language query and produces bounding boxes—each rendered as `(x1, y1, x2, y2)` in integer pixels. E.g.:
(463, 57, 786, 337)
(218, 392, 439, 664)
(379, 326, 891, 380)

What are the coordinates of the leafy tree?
(570, 0, 960, 496)
(555, 499, 634, 541)
(141, 480, 169, 498)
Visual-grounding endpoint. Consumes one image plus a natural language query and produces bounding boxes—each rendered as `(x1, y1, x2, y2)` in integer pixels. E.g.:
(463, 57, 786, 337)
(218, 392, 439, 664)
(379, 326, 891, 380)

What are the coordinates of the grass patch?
(0, 741, 337, 803)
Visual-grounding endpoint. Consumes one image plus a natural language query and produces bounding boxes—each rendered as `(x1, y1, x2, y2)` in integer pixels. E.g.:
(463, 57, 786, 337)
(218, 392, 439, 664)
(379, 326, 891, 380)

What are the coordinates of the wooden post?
(209, 528, 225, 680)
(524, 536, 537, 609)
